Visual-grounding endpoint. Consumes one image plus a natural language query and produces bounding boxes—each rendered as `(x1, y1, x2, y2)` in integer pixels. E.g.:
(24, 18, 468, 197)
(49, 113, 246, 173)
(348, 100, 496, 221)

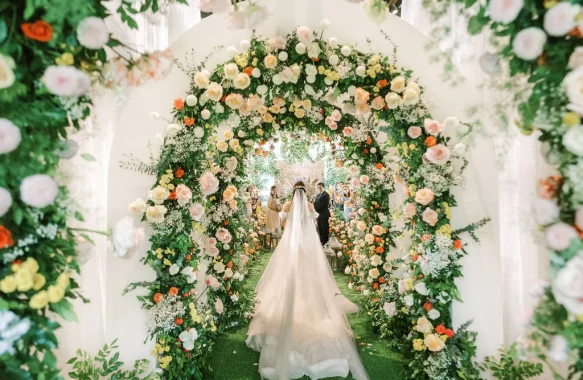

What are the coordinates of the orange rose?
(445, 329, 454, 338)
(435, 324, 446, 334)
(366, 137, 372, 144)
(185, 253, 192, 261)
(184, 117, 195, 126)
(263, 151, 269, 158)
(174, 98, 184, 110)
(169, 192, 177, 200)
(378, 277, 385, 284)
(412, 253, 419, 261)
(153, 293, 163, 303)
(375, 246, 384, 254)
(175, 317, 184, 325)
(228, 260, 233, 268)
(364, 148, 369, 154)
(375, 237, 382, 243)
(373, 282, 379, 290)
(376, 163, 383, 169)
(537, 175, 562, 199)
(175, 167, 185, 178)
(169, 287, 179, 296)
(21, 20, 53, 42)
(423, 302, 433, 311)
(244, 66, 253, 76)
(425, 136, 437, 147)
(0, 226, 14, 249)
(454, 239, 462, 250)
(377, 79, 388, 88)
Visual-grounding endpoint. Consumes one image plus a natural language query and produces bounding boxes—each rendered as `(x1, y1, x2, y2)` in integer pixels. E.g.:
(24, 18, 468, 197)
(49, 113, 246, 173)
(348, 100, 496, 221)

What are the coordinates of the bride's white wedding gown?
(246, 189, 369, 380)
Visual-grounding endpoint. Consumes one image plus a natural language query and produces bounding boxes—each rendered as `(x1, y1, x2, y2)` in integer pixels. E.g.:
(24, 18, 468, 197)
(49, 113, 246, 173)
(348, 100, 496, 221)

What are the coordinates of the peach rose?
(199, 171, 219, 195)
(223, 189, 235, 201)
(372, 225, 384, 235)
(343, 127, 354, 137)
(414, 188, 434, 205)
(233, 73, 251, 89)
(425, 144, 451, 165)
(424, 118, 444, 136)
(360, 175, 370, 184)
(216, 227, 232, 243)
(217, 140, 228, 152)
(365, 233, 375, 244)
(416, 317, 433, 333)
(356, 221, 367, 231)
(189, 203, 204, 221)
(225, 93, 244, 109)
(403, 202, 417, 219)
(422, 208, 438, 226)
(545, 223, 578, 251)
(175, 184, 192, 206)
(205, 82, 223, 102)
(264, 54, 278, 69)
(407, 126, 422, 139)
(354, 88, 370, 105)
(247, 95, 263, 111)
(331, 109, 342, 121)
(225, 157, 238, 171)
(229, 199, 238, 209)
(424, 334, 445, 352)
(229, 139, 240, 149)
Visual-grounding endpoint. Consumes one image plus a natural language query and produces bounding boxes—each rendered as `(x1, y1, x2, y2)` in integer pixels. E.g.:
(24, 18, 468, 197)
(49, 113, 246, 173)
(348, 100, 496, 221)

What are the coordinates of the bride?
(246, 181, 369, 380)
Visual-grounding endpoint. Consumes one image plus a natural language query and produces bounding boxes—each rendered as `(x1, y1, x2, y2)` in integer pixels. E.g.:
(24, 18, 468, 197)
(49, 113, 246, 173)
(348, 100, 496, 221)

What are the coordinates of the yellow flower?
(563, 112, 580, 127)
(210, 325, 217, 332)
(374, 64, 382, 73)
(57, 272, 70, 289)
(48, 285, 65, 303)
(0, 275, 17, 293)
(369, 55, 380, 66)
(294, 109, 305, 118)
(32, 273, 46, 290)
(56, 52, 75, 66)
(440, 335, 448, 343)
(15, 268, 33, 292)
(29, 290, 50, 309)
(163, 259, 171, 266)
(424, 334, 446, 352)
(318, 66, 325, 75)
(256, 128, 264, 136)
(413, 339, 426, 351)
(11, 263, 21, 272)
(404, 278, 414, 291)
(21, 258, 39, 274)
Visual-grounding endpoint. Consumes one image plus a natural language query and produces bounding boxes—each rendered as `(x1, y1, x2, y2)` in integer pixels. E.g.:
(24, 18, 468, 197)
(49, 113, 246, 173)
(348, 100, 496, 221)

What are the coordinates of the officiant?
(313, 182, 330, 246)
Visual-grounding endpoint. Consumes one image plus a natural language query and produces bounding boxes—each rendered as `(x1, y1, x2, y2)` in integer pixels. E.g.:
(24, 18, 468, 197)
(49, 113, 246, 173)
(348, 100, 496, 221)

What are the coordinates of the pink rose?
(343, 127, 354, 137)
(240, 254, 249, 266)
(425, 144, 451, 165)
(371, 96, 386, 110)
(175, 184, 192, 206)
(207, 237, 217, 246)
(331, 110, 342, 121)
(414, 188, 435, 206)
(216, 227, 232, 243)
(199, 171, 220, 195)
(424, 118, 444, 136)
(365, 233, 375, 244)
(328, 121, 338, 130)
(225, 93, 244, 109)
(576, 207, 583, 230)
(325, 116, 335, 126)
(296, 26, 312, 44)
(225, 157, 238, 171)
(372, 225, 384, 235)
(349, 165, 360, 175)
(407, 126, 422, 139)
(189, 203, 205, 221)
(354, 88, 370, 105)
(357, 103, 370, 114)
(215, 297, 224, 314)
(207, 246, 219, 257)
(205, 275, 220, 289)
(351, 178, 360, 188)
(268, 36, 287, 50)
(360, 175, 370, 184)
(403, 202, 417, 219)
(422, 208, 438, 226)
(545, 223, 578, 251)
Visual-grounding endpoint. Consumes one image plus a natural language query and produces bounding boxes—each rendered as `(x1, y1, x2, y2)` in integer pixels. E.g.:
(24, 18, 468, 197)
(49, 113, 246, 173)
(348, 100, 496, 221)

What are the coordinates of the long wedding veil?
(250, 188, 369, 380)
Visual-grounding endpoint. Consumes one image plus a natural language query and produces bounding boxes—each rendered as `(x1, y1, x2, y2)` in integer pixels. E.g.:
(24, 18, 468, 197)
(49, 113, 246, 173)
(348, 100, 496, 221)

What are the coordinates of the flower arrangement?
(123, 20, 487, 377)
(421, 0, 583, 376)
(0, 1, 169, 376)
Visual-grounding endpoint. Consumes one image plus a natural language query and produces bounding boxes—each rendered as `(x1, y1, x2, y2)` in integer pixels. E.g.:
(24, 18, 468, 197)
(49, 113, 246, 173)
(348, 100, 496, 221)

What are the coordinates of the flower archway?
(127, 24, 484, 378)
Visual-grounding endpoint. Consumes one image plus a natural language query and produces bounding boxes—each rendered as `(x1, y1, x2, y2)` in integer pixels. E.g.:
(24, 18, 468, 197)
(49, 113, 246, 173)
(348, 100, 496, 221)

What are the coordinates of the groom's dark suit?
(314, 191, 330, 246)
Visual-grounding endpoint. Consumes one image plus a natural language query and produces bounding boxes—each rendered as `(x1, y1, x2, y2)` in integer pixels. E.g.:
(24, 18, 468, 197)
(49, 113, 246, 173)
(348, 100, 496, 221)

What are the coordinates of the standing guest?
(313, 182, 331, 246)
(266, 186, 282, 233)
(333, 183, 345, 212)
(343, 185, 353, 222)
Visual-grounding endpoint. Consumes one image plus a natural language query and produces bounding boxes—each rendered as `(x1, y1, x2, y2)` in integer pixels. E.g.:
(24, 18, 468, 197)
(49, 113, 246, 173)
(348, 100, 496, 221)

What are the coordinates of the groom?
(314, 182, 330, 246)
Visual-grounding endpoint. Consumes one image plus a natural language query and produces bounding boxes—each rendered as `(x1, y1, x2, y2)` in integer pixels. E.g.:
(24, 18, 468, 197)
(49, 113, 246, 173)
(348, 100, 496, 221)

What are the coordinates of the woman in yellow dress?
(266, 186, 282, 233)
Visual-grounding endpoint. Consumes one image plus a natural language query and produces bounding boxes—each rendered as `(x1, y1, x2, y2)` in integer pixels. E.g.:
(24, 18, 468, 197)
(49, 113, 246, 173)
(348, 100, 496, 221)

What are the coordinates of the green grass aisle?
(207, 252, 405, 379)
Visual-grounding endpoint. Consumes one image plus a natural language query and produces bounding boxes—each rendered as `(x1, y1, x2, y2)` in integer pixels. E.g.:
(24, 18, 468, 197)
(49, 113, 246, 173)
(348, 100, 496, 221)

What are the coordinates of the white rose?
(296, 26, 312, 44)
(20, 175, 58, 208)
(217, 141, 228, 152)
(543, 2, 580, 37)
(169, 264, 180, 275)
(568, 47, 583, 70)
(307, 43, 321, 59)
(370, 255, 382, 266)
(252, 68, 261, 78)
(205, 82, 224, 102)
(340, 45, 351, 57)
(416, 317, 432, 333)
(402, 88, 419, 106)
(295, 43, 306, 55)
(213, 262, 225, 273)
(193, 126, 204, 138)
(355, 65, 366, 77)
(328, 37, 338, 48)
(76, 17, 109, 50)
(166, 123, 181, 135)
(233, 73, 251, 89)
(328, 54, 339, 66)
(0, 118, 21, 154)
(385, 92, 402, 109)
(404, 295, 414, 306)
(278, 51, 288, 62)
(194, 70, 210, 89)
(0, 187, 12, 217)
(148, 186, 169, 204)
(199, 171, 220, 195)
(488, 0, 524, 24)
(201, 109, 211, 120)
(257, 85, 268, 95)
(146, 205, 167, 223)
(42, 66, 90, 97)
(189, 203, 205, 221)
(512, 27, 547, 61)
(383, 302, 396, 317)
(129, 197, 146, 214)
(390, 76, 406, 93)
(272, 74, 282, 85)
(415, 282, 428, 296)
(0, 54, 15, 89)
(548, 335, 569, 363)
(453, 143, 466, 156)
(545, 223, 578, 251)
(223, 63, 239, 79)
(240, 39, 251, 50)
(553, 253, 583, 315)
(531, 198, 559, 225)
(564, 66, 583, 115)
(368, 268, 379, 279)
(428, 308, 441, 320)
(344, 266, 351, 275)
(563, 125, 583, 156)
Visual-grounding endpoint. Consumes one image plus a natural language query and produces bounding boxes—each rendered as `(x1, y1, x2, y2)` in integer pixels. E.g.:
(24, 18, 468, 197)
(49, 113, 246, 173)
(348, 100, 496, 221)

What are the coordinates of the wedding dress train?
(246, 189, 369, 380)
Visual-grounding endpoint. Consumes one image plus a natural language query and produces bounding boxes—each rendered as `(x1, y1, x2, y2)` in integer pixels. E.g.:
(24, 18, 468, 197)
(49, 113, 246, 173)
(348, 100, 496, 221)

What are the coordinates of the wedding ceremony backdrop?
(0, 0, 579, 379)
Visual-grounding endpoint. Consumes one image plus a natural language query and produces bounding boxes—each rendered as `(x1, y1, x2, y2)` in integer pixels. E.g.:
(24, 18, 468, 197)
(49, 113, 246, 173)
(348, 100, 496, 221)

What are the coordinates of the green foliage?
(479, 344, 544, 380)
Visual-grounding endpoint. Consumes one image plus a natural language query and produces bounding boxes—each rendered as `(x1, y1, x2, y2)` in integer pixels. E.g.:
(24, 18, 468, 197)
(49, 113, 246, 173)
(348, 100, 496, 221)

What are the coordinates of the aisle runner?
(207, 253, 405, 380)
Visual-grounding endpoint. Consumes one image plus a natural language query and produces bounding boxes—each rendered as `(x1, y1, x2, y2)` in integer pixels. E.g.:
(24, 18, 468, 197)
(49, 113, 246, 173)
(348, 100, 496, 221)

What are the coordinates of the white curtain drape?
(402, 0, 553, 346)
(55, 1, 201, 373)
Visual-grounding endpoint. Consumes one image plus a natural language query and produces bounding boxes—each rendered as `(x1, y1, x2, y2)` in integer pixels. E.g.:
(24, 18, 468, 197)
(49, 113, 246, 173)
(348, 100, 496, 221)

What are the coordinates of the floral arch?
(125, 24, 486, 378)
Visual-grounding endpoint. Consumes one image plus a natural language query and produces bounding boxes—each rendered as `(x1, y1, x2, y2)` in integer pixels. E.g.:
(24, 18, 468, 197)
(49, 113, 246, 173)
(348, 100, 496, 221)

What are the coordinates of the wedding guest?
(343, 185, 353, 222)
(266, 186, 282, 233)
(333, 183, 345, 212)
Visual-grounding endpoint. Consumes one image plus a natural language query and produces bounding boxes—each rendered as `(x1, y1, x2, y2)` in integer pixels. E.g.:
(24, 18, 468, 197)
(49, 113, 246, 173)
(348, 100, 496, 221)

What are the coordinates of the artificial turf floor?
(206, 251, 406, 380)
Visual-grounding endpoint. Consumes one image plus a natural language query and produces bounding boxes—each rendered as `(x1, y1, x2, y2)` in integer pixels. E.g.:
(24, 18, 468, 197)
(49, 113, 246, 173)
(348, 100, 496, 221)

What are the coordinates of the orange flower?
(364, 148, 369, 154)
(375, 246, 384, 254)
(373, 282, 379, 290)
(228, 260, 233, 268)
(537, 175, 562, 199)
(312, 57, 319, 62)
(21, 20, 53, 42)
(376, 163, 383, 169)
(454, 239, 462, 250)
(263, 151, 269, 158)
(423, 302, 433, 311)
(412, 253, 419, 261)
(175, 167, 185, 178)
(0, 225, 14, 249)
(224, 220, 229, 226)
(366, 137, 372, 144)
(378, 277, 385, 284)
(169, 287, 179, 296)
(425, 136, 437, 147)
(185, 254, 192, 261)
(153, 293, 163, 303)
(175, 317, 184, 325)
(184, 117, 195, 126)
(244, 66, 253, 76)
(377, 79, 388, 88)
(169, 192, 177, 200)
(435, 324, 446, 334)
(445, 329, 454, 338)
(568, 27, 583, 38)
(420, 234, 432, 242)
(375, 237, 382, 243)
(356, 286, 361, 292)
(174, 98, 184, 110)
